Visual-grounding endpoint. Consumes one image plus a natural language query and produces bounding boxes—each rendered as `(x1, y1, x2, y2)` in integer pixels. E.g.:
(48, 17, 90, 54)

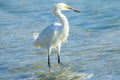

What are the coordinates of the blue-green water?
(0, 0, 120, 80)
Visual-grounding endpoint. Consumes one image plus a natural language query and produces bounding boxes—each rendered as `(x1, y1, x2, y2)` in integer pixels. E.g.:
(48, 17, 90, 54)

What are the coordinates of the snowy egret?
(33, 3, 80, 68)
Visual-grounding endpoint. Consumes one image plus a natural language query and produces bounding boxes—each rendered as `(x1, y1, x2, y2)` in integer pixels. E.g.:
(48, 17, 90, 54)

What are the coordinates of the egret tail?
(33, 32, 39, 40)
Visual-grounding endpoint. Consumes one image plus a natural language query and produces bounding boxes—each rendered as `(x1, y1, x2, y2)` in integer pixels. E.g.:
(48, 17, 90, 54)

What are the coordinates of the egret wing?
(34, 23, 62, 48)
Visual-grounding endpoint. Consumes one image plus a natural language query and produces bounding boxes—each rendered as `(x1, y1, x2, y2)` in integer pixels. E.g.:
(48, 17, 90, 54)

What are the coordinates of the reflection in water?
(33, 65, 93, 80)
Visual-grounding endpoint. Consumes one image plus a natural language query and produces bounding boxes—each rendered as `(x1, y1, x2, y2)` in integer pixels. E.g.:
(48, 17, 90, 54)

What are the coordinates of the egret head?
(54, 3, 80, 13)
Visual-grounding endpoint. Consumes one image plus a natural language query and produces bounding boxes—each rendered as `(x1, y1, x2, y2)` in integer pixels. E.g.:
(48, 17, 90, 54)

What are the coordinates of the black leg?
(58, 54, 60, 64)
(48, 54, 51, 68)
(48, 48, 51, 68)
(57, 45, 62, 64)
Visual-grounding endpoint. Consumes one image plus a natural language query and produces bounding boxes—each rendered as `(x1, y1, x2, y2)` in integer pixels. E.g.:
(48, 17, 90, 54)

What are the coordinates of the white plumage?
(34, 22, 66, 48)
(33, 32, 39, 40)
(33, 3, 79, 68)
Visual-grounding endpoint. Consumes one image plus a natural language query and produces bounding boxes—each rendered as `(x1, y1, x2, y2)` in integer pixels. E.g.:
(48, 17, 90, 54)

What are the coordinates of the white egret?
(33, 3, 80, 68)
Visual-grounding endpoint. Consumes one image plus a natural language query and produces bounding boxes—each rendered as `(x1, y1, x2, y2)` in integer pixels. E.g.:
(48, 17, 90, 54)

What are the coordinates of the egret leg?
(57, 45, 61, 64)
(58, 55, 60, 63)
(48, 47, 51, 68)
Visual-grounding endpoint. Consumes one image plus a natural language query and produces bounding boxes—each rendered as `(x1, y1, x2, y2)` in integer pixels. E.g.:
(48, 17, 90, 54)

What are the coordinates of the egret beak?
(65, 5, 80, 13)
(69, 7, 80, 13)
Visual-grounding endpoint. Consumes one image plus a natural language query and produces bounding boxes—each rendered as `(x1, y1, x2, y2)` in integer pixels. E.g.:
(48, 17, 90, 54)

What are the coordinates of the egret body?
(34, 3, 79, 68)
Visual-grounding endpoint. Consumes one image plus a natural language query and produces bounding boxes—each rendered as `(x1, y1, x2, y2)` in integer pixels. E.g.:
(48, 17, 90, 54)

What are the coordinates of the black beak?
(69, 7, 80, 13)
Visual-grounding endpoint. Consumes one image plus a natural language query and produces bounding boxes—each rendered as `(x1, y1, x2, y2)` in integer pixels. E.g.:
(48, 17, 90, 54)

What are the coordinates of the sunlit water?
(0, 0, 120, 80)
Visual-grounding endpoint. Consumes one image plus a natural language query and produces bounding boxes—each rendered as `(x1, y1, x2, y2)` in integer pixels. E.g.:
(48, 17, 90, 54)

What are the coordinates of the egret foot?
(48, 63, 51, 69)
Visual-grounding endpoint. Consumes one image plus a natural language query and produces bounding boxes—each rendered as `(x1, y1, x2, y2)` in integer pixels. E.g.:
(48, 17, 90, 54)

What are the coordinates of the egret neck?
(54, 8, 69, 36)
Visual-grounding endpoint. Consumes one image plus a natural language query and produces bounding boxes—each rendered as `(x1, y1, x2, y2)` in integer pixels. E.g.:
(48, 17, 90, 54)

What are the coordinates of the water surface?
(0, 0, 120, 80)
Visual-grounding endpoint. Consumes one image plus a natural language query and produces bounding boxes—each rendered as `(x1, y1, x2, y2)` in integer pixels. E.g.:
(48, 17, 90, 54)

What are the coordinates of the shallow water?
(0, 0, 120, 80)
